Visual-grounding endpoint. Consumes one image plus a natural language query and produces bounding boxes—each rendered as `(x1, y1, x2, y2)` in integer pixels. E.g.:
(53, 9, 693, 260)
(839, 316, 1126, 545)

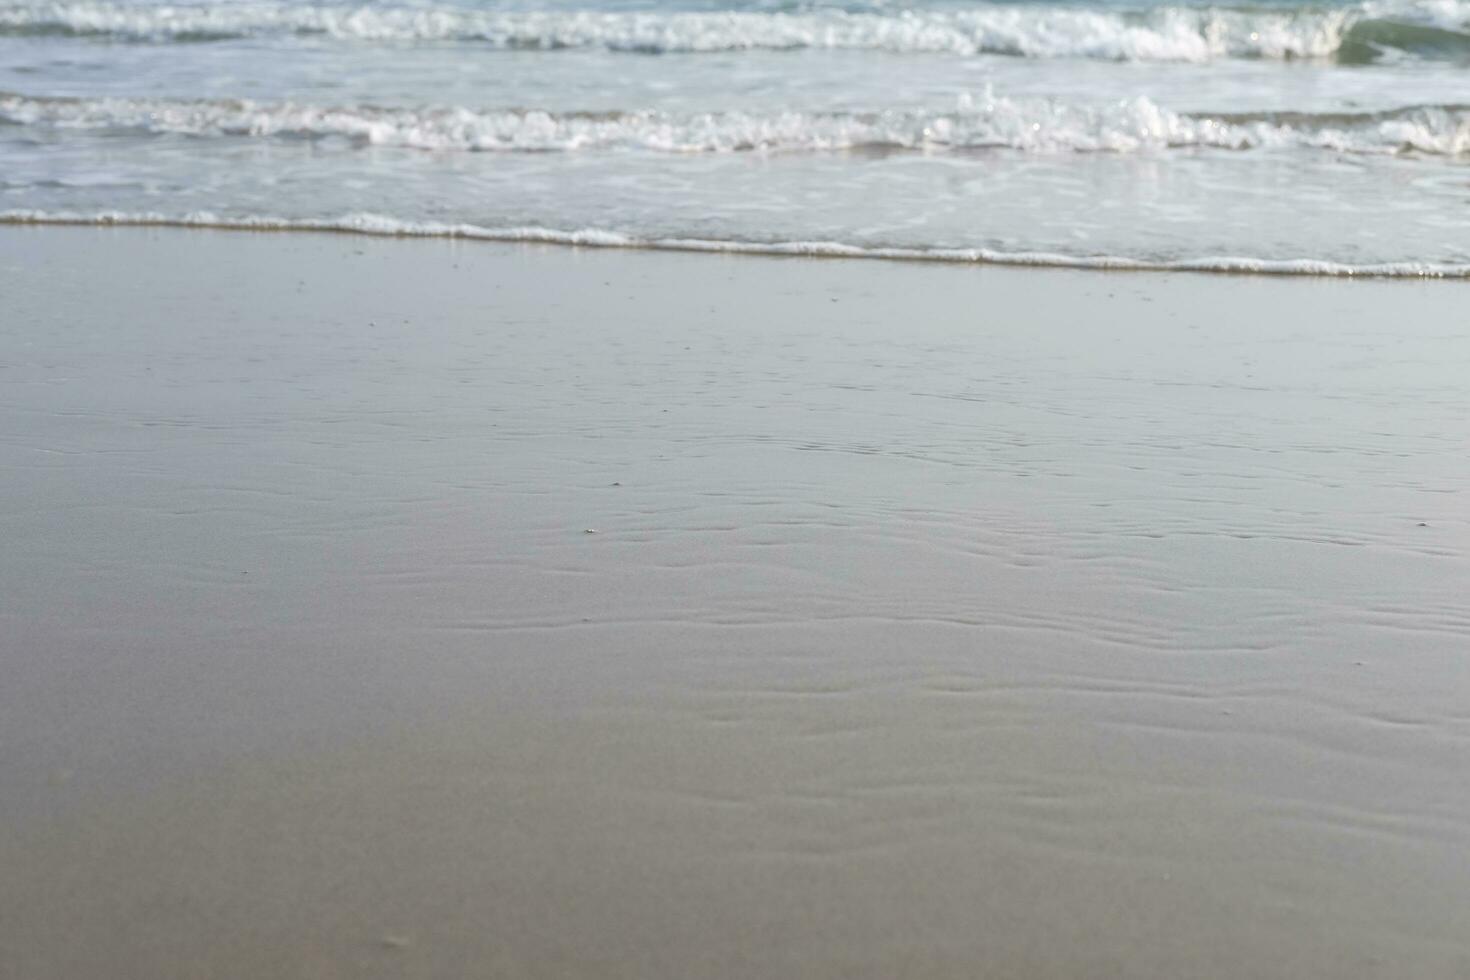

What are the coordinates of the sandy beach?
(3, 226, 1470, 979)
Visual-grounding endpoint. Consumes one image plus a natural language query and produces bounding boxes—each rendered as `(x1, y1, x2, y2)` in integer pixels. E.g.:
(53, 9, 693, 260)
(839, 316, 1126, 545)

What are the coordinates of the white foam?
(3, 208, 1466, 278)
(3, 0, 1462, 60)
(5, 92, 1467, 157)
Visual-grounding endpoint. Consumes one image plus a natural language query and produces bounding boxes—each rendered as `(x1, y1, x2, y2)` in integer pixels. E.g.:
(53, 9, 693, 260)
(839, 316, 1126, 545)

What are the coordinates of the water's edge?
(5, 210, 1467, 279)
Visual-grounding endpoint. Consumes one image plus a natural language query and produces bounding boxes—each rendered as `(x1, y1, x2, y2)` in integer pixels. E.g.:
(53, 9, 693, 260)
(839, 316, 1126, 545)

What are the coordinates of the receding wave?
(5, 92, 1467, 156)
(2, 0, 1468, 61)
(3, 209, 1466, 278)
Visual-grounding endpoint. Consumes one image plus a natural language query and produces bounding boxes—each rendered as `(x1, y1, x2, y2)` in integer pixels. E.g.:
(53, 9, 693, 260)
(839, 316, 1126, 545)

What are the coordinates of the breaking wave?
(5, 91, 1468, 156)
(2, 0, 1469, 61)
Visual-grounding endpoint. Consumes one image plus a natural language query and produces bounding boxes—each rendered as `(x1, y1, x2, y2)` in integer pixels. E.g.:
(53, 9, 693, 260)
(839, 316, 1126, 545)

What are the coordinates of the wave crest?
(5, 91, 1468, 156)
(2, 0, 1468, 61)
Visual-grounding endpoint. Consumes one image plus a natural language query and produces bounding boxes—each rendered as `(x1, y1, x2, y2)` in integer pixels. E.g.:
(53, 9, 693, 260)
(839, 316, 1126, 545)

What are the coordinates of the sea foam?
(5, 92, 1467, 156)
(2, 0, 1467, 61)
(4, 209, 1467, 278)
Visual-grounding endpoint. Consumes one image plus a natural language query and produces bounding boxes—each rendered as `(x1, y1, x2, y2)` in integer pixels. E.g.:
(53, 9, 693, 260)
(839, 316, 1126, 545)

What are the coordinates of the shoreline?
(4, 211, 1468, 279)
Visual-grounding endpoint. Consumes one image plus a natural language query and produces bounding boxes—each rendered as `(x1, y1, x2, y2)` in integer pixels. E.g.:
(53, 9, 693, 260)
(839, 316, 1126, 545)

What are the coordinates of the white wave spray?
(3, 0, 1468, 60)
(5, 92, 1468, 156)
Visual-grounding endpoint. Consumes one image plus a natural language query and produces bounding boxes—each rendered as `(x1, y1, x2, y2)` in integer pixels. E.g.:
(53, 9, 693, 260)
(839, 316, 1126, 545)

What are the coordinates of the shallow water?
(2, 0, 1469, 272)
(3, 228, 1469, 977)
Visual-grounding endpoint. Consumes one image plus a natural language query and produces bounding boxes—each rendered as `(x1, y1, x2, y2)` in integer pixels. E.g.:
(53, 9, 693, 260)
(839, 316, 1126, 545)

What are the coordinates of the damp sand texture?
(2, 227, 1470, 979)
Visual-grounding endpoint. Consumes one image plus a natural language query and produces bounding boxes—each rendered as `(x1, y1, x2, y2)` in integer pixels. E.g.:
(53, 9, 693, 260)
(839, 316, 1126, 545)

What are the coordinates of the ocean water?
(2, 0, 1468, 273)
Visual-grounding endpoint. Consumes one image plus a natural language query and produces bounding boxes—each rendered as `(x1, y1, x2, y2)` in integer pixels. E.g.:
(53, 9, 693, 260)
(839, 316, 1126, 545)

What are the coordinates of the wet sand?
(2, 227, 1469, 979)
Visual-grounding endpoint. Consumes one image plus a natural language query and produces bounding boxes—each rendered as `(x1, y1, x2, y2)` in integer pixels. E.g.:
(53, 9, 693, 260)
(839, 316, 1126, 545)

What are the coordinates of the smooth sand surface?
(2, 227, 1469, 979)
